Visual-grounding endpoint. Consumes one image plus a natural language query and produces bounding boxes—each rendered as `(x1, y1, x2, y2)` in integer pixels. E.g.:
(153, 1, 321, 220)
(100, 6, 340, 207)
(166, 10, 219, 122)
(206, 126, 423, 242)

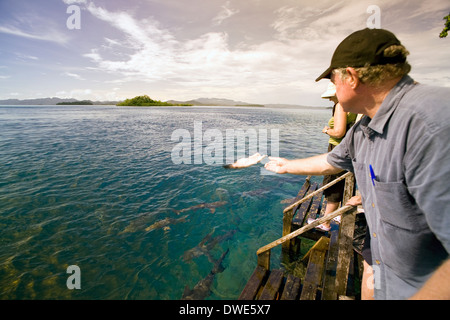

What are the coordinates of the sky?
(0, 0, 448, 106)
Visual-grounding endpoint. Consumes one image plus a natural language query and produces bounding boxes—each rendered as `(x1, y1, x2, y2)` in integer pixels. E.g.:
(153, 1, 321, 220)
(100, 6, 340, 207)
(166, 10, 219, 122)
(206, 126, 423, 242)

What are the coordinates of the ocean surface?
(0, 105, 331, 299)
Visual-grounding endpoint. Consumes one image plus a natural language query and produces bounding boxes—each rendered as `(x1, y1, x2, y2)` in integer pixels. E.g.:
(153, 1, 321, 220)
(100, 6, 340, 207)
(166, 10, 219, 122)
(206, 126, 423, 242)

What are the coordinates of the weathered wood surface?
(335, 207, 357, 296)
(239, 268, 302, 301)
(321, 225, 340, 300)
(241, 173, 360, 301)
(257, 205, 353, 259)
(293, 183, 317, 225)
(335, 173, 356, 297)
(259, 269, 284, 300)
(300, 248, 326, 300)
(283, 172, 352, 214)
(301, 236, 330, 263)
(280, 274, 301, 300)
(282, 179, 311, 252)
(305, 183, 324, 222)
(238, 265, 268, 300)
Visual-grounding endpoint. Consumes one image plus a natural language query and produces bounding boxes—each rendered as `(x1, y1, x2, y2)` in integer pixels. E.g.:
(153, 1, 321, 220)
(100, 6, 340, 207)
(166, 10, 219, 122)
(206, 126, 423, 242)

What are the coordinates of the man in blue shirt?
(265, 28, 450, 299)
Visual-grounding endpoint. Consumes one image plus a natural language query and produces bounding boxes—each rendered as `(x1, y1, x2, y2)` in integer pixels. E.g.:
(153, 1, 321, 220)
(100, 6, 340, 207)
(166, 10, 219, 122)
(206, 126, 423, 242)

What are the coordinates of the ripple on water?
(0, 105, 330, 299)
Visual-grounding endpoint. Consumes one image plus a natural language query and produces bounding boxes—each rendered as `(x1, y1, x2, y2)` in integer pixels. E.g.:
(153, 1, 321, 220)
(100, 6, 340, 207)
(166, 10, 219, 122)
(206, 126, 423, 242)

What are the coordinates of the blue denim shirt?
(327, 76, 450, 299)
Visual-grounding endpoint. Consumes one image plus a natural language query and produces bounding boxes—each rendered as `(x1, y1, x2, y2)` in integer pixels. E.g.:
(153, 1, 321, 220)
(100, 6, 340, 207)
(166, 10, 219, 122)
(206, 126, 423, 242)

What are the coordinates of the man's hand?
(346, 194, 362, 207)
(264, 157, 289, 174)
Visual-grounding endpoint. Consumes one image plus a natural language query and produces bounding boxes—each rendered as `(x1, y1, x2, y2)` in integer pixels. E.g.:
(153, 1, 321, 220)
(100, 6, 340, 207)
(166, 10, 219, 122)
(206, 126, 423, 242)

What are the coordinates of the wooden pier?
(239, 173, 364, 300)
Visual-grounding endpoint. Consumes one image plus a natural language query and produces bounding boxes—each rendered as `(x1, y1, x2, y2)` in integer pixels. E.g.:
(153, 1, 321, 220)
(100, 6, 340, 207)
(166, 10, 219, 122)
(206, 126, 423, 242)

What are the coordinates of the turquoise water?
(0, 105, 330, 299)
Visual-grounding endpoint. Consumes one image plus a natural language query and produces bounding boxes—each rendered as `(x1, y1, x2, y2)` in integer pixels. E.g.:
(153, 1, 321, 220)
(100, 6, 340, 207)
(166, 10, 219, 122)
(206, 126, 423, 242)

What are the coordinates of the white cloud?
(56, 89, 92, 98)
(0, 25, 68, 45)
(212, 1, 240, 26)
(62, 0, 87, 4)
(15, 53, 39, 61)
(79, 0, 450, 105)
(63, 72, 85, 81)
(82, 3, 309, 102)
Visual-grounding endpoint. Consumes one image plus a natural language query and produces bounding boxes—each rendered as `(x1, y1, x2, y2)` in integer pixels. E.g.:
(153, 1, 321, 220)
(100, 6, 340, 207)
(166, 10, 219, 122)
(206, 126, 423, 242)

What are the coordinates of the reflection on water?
(0, 105, 330, 299)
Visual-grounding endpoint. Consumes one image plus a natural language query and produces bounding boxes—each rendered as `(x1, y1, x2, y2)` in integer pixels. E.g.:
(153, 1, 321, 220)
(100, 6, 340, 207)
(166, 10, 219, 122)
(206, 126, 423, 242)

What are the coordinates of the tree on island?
(57, 100, 93, 105)
(117, 95, 192, 106)
(440, 13, 450, 38)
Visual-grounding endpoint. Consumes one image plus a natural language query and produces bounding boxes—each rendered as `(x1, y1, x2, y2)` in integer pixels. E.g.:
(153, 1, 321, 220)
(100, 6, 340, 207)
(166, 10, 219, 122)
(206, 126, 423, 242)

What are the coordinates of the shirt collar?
(367, 75, 416, 135)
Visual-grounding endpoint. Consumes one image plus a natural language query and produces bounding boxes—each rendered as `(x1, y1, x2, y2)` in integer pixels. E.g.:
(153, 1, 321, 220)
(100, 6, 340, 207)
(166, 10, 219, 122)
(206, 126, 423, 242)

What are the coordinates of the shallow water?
(0, 105, 330, 299)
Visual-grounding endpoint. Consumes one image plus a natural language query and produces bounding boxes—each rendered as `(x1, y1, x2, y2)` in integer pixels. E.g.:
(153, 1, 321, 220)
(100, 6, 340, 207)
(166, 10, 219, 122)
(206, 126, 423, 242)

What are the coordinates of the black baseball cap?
(315, 28, 405, 82)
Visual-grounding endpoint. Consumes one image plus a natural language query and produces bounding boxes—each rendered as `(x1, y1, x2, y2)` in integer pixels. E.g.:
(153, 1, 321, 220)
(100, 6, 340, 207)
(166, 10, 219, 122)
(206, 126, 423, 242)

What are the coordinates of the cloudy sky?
(0, 0, 448, 106)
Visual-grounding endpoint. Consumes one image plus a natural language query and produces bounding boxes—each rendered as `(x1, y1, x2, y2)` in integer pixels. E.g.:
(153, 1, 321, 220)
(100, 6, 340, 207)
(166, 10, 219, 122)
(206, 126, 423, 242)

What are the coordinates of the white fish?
(223, 153, 267, 169)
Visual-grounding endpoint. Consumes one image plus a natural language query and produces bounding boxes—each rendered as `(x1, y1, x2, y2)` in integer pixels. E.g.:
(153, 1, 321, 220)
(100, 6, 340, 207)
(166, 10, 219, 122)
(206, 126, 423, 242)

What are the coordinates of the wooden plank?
(335, 207, 357, 297)
(300, 249, 326, 300)
(282, 208, 295, 253)
(342, 173, 355, 204)
(295, 184, 326, 242)
(283, 178, 311, 210)
(282, 179, 310, 252)
(333, 172, 356, 297)
(283, 172, 352, 214)
(259, 269, 285, 300)
(239, 266, 269, 300)
(301, 188, 328, 242)
(301, 236, 330, 263)
(257, 205, 354, 257)
(280, 274, 301, 300)
(346, 251, 355, 297)
(257, 250, 270, 270)
(293, 183, 318, 226)
(319, 198, 328, 217)
(322, 227, 340, 300)
(306, 183, 323, 221)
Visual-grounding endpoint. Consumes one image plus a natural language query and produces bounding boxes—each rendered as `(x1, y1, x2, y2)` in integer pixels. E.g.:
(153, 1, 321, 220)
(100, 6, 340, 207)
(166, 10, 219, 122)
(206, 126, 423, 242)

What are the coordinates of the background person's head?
(321, 82, 338, 104)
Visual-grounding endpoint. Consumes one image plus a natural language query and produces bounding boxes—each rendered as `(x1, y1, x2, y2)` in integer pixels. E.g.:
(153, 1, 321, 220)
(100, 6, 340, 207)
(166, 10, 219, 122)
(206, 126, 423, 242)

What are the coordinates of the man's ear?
(345, 67, 360, 89)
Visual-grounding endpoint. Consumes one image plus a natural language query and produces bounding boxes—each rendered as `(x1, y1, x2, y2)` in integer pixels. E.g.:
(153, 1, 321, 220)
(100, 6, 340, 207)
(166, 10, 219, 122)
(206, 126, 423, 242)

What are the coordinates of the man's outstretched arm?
(264, 153, 343, 176)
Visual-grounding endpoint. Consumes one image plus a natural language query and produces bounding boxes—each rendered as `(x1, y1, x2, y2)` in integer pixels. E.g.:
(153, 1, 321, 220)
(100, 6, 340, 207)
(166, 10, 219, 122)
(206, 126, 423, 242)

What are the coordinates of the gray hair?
(334, 45, 411, 86)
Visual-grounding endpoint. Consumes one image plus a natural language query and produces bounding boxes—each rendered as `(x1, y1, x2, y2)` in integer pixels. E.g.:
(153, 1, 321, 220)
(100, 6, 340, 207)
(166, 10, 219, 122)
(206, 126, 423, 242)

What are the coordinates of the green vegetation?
(117, 95, 192, 107)
(57, 100, 93, 105)
(440, 13, 450, 38)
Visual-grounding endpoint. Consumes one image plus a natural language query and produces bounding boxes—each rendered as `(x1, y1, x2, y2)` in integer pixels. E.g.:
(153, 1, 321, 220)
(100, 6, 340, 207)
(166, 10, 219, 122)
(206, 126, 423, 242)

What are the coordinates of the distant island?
(0, 96, 329, 109)
(165, 97, 264, 107)
(57, 100, 93, 105)
(116, 95, 192, 107)
(0, 97, 119, 105)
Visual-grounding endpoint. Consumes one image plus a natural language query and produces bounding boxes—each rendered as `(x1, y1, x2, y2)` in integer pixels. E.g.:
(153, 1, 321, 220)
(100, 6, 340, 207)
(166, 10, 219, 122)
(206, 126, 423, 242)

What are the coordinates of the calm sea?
(0, 105, 330, 299)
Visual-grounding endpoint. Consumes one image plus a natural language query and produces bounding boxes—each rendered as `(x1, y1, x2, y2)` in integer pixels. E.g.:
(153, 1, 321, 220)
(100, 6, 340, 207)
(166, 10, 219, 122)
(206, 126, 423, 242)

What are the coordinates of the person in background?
(311, 83, 357, 231)
(318, 84, 371, 300)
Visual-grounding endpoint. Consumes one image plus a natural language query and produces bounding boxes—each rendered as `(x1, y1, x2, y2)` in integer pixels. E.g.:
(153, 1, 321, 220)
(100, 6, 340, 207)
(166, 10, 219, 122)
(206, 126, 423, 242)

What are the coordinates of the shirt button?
(372, 203, 375, 208)
(373, 232, 377, 238)
(375, 260, 381, 265)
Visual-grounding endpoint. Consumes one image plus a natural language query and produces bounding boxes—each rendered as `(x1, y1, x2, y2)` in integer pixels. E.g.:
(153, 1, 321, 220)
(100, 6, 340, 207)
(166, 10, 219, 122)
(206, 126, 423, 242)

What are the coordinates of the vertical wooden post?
(335, 173, 356, 297)
(282, 177, 311, 254)
(257, 250, 271, 270)
(335, 207, 357, 297)
(282, 208, 294, 253)
(342, 173, 355, 204)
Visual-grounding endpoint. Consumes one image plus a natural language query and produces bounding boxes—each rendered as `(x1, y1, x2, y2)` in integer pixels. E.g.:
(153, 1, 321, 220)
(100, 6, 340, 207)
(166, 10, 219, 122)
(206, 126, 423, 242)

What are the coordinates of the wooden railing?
(256, 172, 356, 270)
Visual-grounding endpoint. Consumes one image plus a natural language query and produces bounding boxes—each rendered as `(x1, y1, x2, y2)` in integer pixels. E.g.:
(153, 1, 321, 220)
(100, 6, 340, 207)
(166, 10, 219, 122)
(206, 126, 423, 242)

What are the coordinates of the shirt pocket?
(373, 181, 426, 231)
(373, 180, 436, 276)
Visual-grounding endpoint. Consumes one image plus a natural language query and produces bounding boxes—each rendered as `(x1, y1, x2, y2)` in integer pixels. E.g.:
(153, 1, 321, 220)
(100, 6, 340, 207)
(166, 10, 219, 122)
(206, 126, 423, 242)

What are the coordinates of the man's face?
(330, 70, 359, 113)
